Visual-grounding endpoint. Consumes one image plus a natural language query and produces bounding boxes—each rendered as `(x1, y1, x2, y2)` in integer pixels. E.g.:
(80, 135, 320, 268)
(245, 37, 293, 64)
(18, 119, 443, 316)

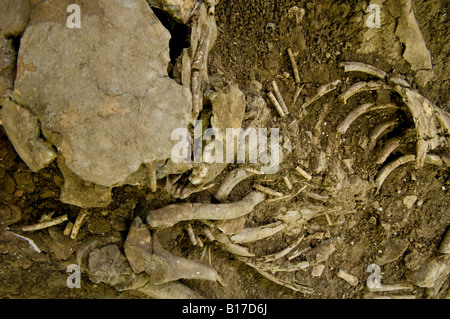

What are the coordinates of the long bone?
(146, 191, 265, 228)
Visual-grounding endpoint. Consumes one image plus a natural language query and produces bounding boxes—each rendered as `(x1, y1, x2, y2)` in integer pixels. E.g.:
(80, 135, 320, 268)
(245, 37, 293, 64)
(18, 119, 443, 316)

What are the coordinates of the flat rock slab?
(13, 0, 192, 187)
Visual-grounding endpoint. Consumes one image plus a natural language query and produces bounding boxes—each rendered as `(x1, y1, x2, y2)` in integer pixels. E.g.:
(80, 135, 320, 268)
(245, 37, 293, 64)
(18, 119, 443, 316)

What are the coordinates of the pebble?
(403, 195, 417, 209)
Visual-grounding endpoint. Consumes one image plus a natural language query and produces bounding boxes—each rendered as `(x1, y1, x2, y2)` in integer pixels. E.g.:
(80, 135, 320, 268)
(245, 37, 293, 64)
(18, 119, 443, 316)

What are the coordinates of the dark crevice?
(151, 7, 191, 78)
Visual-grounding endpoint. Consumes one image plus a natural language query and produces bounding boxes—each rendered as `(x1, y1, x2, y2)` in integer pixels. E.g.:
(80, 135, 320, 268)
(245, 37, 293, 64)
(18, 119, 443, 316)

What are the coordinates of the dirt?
(0, 0, 449, 299)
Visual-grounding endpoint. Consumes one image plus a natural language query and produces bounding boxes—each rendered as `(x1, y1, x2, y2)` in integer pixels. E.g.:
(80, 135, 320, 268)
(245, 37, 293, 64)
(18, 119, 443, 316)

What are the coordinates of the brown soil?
(0, 0, 449, 299)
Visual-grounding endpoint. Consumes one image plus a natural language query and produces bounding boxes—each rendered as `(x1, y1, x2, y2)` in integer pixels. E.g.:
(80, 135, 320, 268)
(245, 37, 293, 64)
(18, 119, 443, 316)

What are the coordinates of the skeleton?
(0, 0, 449, 298)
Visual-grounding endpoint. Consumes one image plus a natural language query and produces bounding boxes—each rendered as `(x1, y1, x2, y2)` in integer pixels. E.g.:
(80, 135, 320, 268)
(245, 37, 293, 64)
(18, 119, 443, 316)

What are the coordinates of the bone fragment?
(253, 184, 283, 197)
(230, 221, 285, 244)
(295, 166, 312, 181)
(301, 79, 341, 110)
(70, 209, 90, 239)
(242, 260, 313, 294)
(214, 168, 255, 202)
(272, 81, 289, 115)
(124, 217, 219, 284)
(267, 91, 286, 117)
(370, 120, 398, 144)
(376, 154, 445, 190)
(287, 48, 301, 84)
(337, 269, 359, 286)
(147, 191, 265, 228)
(439, 228, 450, 254)
(375, 137, 401, 165)
(339, 81, 388, 104)
(340, 62, 387, 79)
(21, 214, 68, 232)
(337, 103, 399, 135)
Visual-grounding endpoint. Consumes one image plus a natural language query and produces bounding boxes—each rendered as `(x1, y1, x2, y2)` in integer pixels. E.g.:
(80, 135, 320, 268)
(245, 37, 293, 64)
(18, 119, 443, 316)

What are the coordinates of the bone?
(295, 166, 312, 181)
(145, 162, 157, 192)
(272, 81, 289, 115)
(137, 281, 204, 299)
(301, 79, 341, 110)
(21, 214, 68, 232)
(242, 259, 313, 294)
(230, 221, 285, 244)
(257, 234, 305, 263)
(253, 184, 283, 197)
(337, 103, 399, 135)
(394, 86, 440, 166)
(435, 106, 450, 135)
(340, 62, 387, 79)
(337, 269, 359, 286)
(291, 84, 304, 107)
(211, 229, 255, 257)
(438, 228, 450, 254)
(287, 48, 301, 84)
(245, 260, 310, 273)
(124, 217, 219, 284)
(267, 91, 286, 117)
(147, 191, 265, 228)
(283, 176, 293, 190)
(70, 209, 90, 239)
(388, 76, 411, 88)
(369, 120, 399, 145)
(375, 137, 401, 165)
(187, 223, 197, 246)
(376, 154, 445, 190)
(214, 168, 255, 202)
(339, 81, 388, 104)
(63, 222, 74, 236)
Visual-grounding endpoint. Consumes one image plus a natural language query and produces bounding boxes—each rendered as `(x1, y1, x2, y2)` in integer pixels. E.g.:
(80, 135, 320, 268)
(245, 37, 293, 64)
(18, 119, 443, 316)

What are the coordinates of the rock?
(12, 0, 192, 189)
(47, 227, 77, 260)
(88, 243, 148, 290)
(12, 170, 35, 193)
(147, 0, 196, 23)
(1, 99, 56, 172)
(0, 204, 21, 230)
(438, 228, 450, 254)
(0, 0, 31, 37)
(57, 155, 112, 208)
(403, 195, 418, 209)
(389, 0, 433, 86)
(408, 256, 450, 288)
(337, 269, 359, 286)
(376, 238, 409, 266)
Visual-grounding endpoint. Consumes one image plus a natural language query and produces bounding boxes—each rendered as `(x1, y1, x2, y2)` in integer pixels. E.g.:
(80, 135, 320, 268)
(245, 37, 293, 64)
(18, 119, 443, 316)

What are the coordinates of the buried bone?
(146, 191, 265, 228)
(124, 217, 219, 284)
(339, 62, 387, 79)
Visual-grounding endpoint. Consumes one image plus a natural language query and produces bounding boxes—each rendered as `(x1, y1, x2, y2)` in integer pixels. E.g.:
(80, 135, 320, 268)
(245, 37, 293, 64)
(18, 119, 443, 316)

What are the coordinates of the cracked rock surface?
(12, 0, 192, 188)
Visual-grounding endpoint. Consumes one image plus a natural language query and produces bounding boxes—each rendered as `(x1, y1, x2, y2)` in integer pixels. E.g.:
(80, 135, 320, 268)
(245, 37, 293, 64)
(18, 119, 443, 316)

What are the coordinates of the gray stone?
(0, 0, 31, 37)
(13, 0, 192, 189)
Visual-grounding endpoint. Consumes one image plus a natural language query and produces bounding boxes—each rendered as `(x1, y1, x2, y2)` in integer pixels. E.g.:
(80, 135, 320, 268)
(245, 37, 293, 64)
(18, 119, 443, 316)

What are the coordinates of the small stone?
(403, 195, 417, 209)
(369, 216, 377, 225)
(337, 269, 358, 286)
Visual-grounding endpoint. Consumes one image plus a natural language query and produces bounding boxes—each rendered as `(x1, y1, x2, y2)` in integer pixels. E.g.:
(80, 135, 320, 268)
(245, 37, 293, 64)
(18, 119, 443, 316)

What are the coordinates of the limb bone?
(146, 191, 265, 228)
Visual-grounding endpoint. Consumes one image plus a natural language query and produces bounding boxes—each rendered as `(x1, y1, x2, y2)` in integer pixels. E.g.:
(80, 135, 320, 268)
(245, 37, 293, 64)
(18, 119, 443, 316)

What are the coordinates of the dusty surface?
(0, 0, 449, 299)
